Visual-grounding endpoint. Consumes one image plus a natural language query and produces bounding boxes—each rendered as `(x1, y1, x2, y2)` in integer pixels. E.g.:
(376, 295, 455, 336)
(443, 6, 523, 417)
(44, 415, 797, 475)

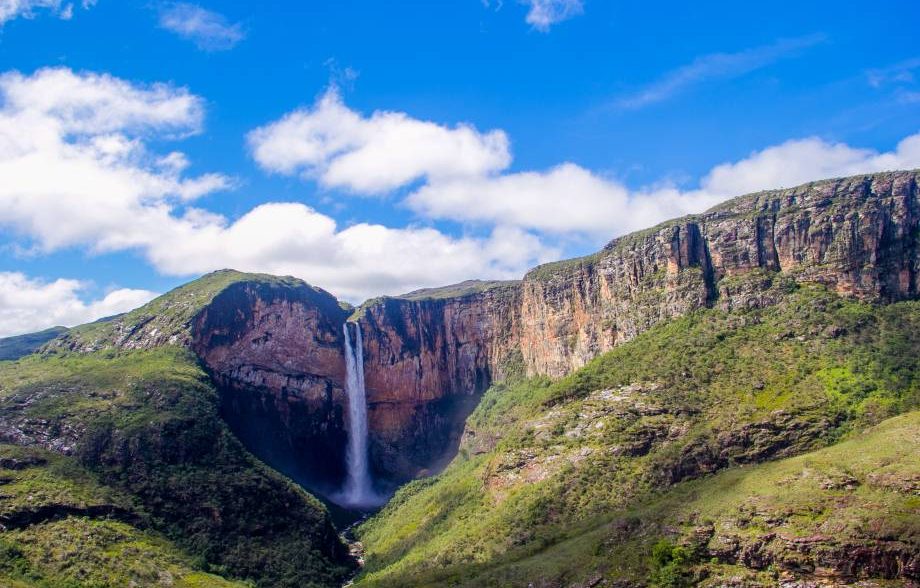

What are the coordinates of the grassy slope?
(396, 280, 520, 301)
(0, 348, 352, 587)
(58, 269, 304, 350)
(356, 285, 920, 586)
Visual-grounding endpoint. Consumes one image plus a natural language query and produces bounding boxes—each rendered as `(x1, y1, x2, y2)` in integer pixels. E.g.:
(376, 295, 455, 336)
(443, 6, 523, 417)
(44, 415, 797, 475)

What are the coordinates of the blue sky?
(0, 0, 919, 336)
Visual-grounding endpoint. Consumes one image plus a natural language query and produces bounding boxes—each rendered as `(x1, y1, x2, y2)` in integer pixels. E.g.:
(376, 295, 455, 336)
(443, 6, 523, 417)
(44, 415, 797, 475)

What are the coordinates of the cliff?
(355, 281, 520, 482)
(352, 169, 919, 482)
(517, 169, 919, 375)
(33, 170, 920, 493)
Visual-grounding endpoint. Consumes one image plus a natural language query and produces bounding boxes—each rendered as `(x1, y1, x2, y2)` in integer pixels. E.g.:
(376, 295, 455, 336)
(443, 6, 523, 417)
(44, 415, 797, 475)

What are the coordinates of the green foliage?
(0, 445, 247, 588)
(649, 540, 694, 588)
(355, 287, 920, 586)
(0, 347, 353, 588)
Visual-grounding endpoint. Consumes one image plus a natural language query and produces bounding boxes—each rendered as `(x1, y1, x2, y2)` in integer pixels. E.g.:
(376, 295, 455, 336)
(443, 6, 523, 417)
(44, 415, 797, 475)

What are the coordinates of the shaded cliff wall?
(190, 280, 352, 494)
(356, 284, 520, 483)
(517, 170, 920, 375)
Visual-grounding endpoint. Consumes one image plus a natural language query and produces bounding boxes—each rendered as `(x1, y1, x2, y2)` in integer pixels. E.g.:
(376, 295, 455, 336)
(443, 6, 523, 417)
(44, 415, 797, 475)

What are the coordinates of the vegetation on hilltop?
(50, 269, 323, 352)
(397, 280, 520, 302)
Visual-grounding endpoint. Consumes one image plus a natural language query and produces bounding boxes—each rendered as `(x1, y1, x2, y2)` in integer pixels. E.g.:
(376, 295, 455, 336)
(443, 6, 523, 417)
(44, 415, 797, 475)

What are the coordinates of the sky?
(0, 0, 919, 337)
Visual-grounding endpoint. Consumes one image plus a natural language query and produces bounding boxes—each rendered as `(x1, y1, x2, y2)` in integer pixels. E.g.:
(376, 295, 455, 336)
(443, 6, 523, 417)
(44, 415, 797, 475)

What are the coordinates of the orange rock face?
(182, 171, 919, 490)
(515, 171, 920, 376)
(190, 280, 352, 493)
(357, 285, 520, 481)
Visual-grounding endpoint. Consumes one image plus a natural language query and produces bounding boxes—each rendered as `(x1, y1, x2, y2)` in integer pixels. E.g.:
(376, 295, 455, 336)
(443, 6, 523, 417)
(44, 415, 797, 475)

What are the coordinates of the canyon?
(0, 169, 917, 587)
(42, 169, 919, 502)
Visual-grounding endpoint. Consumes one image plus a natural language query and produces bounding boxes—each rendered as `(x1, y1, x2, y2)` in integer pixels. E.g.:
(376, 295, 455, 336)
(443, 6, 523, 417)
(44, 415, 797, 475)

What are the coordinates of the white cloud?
(615, 35, 826, 110)
(0, 272, 157, 338)
(699, 134, 920, 197)
(3, 67, 920, 334)
(158, 2, 245, 51)
(0, 68, 553, 308)
(0, 0, 92, 25)
(143, 204, 556, 301)
(248, 88, 511, 194)
(522, 0, 583, 32)
(406, 162, 700, 236)
(0, 67, 231, 252)
(254, 90, 920, 242)
(407, 134, 920, 239)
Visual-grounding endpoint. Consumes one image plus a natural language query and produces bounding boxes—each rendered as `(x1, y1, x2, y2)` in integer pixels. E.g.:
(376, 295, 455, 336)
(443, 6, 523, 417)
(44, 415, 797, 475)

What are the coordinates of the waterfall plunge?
(340, 322, 376, 508)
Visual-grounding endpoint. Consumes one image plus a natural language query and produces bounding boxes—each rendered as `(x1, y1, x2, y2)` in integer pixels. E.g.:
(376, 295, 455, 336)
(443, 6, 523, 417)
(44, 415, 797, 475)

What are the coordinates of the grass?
(354, 285, 920, 586)
(396, 280, 520, 302)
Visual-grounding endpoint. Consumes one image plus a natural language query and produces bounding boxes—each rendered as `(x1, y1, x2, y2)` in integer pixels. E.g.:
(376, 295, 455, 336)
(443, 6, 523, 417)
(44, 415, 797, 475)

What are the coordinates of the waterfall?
(340, 322, 376, 507)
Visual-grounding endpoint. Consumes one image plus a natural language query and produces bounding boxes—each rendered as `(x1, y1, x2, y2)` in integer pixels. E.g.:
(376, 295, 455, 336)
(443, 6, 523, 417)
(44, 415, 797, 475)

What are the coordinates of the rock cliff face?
(189, 279, 352, 493)
(516, 170, 919, 375)
(38, 171, 920, 497)
(355, 282, 520, 482)
(182, 170, 920, 490)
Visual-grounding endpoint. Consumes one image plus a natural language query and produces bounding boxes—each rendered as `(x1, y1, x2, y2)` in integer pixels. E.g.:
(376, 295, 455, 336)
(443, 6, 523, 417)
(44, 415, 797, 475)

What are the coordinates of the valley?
(0, 170, 918, 587)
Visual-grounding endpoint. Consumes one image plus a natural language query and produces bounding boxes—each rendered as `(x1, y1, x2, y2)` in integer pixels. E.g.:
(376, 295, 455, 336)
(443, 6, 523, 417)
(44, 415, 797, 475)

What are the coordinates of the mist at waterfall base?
(332, 322, 385, 510)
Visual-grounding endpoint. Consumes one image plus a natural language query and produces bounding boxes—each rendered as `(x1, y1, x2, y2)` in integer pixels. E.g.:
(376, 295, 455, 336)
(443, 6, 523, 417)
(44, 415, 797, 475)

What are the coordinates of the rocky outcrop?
(32, 170, 920, 497)
(350, 170, 919, 481)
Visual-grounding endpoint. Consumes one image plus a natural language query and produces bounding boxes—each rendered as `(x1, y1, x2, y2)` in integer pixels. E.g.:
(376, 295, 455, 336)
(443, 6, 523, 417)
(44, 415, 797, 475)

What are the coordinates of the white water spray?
(340, 322, 376, 507)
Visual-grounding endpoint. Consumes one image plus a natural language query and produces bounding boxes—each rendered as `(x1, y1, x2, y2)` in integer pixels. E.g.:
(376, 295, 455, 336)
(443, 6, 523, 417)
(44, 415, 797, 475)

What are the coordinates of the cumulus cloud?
(0, 67, 231, 252)
(0, 68, 554, 309)
(253, 90, 920, 242)
(408, 134, 920, 238)
(0, 0, 93, 25)
(158, 2, 244, 51)
(248, 88, 511, 194)
(522, 0, 583, 32)
(144, 205, 556, 301)
(405, 163, 721, 239)
(0, 272, 157, 338)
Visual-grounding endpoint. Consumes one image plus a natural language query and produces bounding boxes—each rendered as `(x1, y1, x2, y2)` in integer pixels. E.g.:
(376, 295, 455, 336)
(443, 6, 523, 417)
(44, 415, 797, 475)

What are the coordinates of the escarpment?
(355, 282, 521, 482)
(517, 169, 919, 375)
(33, 170, 920, 497)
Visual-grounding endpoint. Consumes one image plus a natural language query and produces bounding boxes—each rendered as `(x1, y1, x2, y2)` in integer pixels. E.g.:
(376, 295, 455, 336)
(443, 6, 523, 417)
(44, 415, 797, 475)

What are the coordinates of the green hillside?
(0, 444, 248, 588)
(355, 284, 920, 586)
(0, 327, 68, 361)
(0, 346, 354, 587)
